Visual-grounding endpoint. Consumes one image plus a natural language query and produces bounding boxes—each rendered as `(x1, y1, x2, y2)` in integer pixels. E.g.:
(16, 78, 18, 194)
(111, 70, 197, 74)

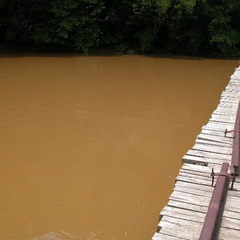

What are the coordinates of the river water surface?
(0, 55, 238, 240)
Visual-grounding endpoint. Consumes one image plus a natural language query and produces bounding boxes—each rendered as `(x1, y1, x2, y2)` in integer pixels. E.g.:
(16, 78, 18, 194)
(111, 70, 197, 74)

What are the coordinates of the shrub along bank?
(0, 0, 239, 57)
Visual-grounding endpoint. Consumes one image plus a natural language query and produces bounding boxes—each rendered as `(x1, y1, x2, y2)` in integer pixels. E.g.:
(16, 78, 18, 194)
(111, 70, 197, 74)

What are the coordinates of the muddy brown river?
(0, 55, 238, 240)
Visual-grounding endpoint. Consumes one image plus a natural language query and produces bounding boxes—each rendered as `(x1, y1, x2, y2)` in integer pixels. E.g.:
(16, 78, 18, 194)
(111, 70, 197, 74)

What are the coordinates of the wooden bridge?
(152, 66, 240, 240)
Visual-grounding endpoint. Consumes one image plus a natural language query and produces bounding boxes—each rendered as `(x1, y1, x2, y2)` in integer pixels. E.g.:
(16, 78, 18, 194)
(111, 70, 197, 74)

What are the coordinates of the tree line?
(0, 0, 239, 57)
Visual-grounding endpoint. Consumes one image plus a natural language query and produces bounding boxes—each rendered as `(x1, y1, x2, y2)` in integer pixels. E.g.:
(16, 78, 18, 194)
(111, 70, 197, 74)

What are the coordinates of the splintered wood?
(152, 67, 240, 240)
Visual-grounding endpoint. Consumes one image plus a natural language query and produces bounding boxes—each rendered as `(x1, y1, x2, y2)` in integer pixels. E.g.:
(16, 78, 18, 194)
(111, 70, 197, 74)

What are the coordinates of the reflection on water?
(0, 55, 238, 240)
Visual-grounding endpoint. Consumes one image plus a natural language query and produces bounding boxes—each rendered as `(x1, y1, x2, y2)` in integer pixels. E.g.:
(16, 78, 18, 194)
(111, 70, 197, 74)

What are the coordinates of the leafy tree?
(0, 0, 50, 50)
(162, 0, 208, 55)
(31, 0, 105, 52)
(0, 0, 239, 56)
(131, 0, 171, 53)
(205, 0, 240, 56)
(101, 0, 171, 53)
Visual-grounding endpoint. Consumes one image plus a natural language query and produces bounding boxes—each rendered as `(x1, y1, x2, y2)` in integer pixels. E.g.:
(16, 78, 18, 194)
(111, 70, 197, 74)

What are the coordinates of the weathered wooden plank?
(216, 106, 239, 113)
(179, 165, 212, 176)
(181, 163, 214, 172)
(201, 126, 231, 136)
(182, 155, 221, 166)
(226, 83, 240, 89)
(173, 181, 240, 198)
(174, 181, 214, 195)
(179, 164, 240, 185)
(226, 84, 240, 89)
(211, 110, 237, 118)
(177, 171, 239, 188)
(201, 128, 232, 137)
(230, 69, 240, 76)
(205, 121, 234, 130)
(152, 232, 183, 240)
(186, 149, 231, 160)
(182, 154, 212, 166)
(216, 100, 238, 106)
(210, 114, 236, 124)
(158, 215, 240, 240)
(220, 95, 240, 100)
(179, 169, 212, 180)
(224, 86, 240, 92)
(166, 199, 240, 220)
(167, 199, 208, 214)
(216, 103, 237, 109)
(221, 217, 240, 231)
(177, 172, 211, 182)
(195, 138, 232, 147)
(221, 89, 240, 95)
(223, 85, 240, 90)
(224, 89, 240, 95)
(218, 99, 239, 105)
(213, 110, 237, 116)
(182, 155, 224, 168)
(218, 227, 240, 240)
(175, 175, 212, 186)
(228, 182, 240, 191)
(169, 190, 240, 214)
(221, 94, 240, 100)
(160, 206, 240, 231)
(160, 206, 205, 223)
(158, 216, 202, 240)
(204, 122, 234, 132)
(229, 76, 240, 81)
(192, 142, 232, 155)
(197, 133, 231, 144)
(169, 191, 211, 206)
(222, 87, 240, 91)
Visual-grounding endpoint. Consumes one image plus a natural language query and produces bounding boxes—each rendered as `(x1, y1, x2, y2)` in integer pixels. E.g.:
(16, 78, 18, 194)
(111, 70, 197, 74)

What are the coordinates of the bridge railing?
(199, 162, 235, 240)
(199, 101, 240, 240)
(224, 100, 240, 175)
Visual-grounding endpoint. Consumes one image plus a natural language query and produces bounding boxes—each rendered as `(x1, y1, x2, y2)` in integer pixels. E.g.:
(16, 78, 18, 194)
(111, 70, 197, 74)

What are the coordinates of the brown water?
(0, 55, 238, 240)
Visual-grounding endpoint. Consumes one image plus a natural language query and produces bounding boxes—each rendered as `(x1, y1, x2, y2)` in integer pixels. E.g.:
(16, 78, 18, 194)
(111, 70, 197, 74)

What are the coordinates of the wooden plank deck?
(152, 67, 240, 240)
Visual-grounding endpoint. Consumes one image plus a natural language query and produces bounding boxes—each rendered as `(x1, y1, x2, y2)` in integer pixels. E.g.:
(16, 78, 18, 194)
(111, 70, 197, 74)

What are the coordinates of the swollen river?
(0, 55, 238, 240)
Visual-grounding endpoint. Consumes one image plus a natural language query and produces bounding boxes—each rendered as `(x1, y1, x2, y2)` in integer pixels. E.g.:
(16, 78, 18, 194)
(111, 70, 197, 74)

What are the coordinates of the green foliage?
(31, 0, 105, 52)
(206, 1, 240, 56)
(179, 0, 196, 14)
(0, 0, 239, 57)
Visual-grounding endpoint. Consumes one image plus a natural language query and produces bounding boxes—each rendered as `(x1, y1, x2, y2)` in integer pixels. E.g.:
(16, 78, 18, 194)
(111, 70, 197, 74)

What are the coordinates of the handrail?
(199, 162, 231, 240)
(199, 102, 240, 239)
(224, 100, 240, 175)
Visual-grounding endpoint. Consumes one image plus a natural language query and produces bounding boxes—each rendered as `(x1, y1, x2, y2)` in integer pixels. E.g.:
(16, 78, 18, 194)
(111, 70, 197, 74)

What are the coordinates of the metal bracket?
(211, 168, 235, 190)
(224, 128, 240, 137)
